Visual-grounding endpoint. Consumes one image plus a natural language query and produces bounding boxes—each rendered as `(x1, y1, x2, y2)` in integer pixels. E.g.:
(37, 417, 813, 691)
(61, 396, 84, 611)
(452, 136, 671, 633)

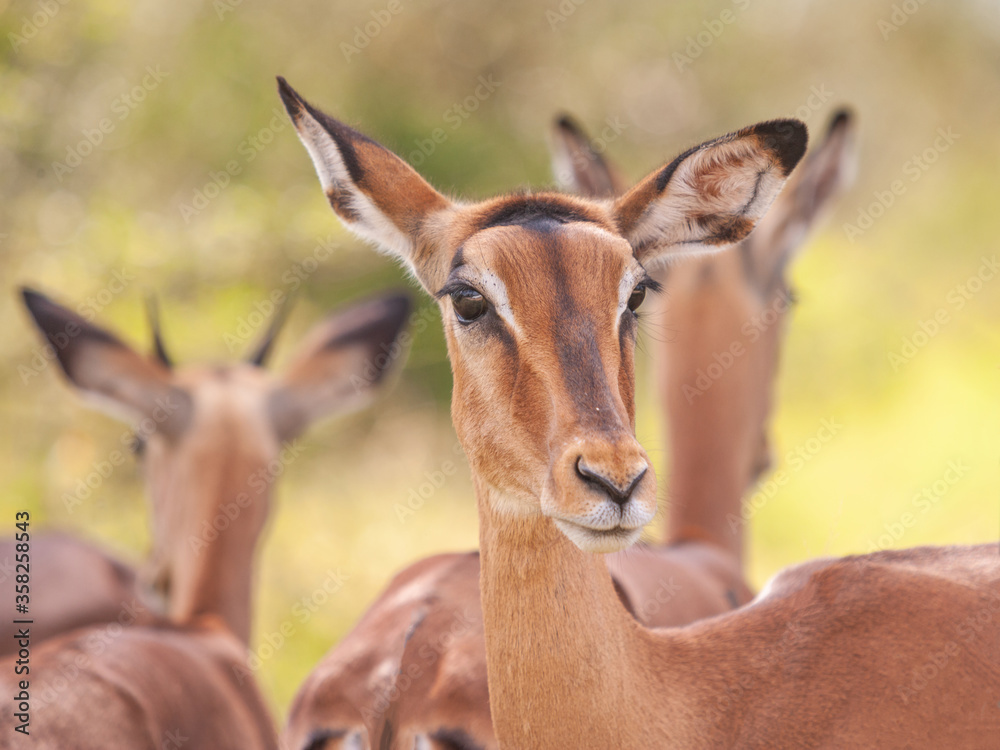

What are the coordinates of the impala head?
(552, 111, 855, 523)
(279, 77, 806, 553)
(21, 288, 411, 641)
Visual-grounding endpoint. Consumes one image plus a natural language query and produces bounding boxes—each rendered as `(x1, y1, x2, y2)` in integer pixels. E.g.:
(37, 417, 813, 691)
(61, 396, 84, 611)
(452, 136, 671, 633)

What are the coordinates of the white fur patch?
(293, 111, 416, 271)
(553, 519, 645, 554)
(339, 730, 365, 750)
(629, 138, 787, 266)
(617, 265, 648, 316)
(467, 267, 521, 336)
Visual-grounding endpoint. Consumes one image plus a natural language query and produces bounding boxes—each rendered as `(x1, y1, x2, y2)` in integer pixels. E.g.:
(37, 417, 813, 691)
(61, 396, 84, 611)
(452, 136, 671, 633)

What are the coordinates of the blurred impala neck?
(173, 539, 256, 645)
(664, 438, 749, 561)
(661, 334, 757, 563)
(167, 485, 267, 646)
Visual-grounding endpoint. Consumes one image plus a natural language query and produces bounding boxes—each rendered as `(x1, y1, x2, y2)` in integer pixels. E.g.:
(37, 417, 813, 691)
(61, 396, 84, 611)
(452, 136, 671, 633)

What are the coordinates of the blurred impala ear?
(743, 109, 857, 291)
(613, 119, 808, 268)
(277, 77, 455, 293)
(269, 293, 412, 441)
(21, 288, 191, 438)
(550, 114, 628, 198)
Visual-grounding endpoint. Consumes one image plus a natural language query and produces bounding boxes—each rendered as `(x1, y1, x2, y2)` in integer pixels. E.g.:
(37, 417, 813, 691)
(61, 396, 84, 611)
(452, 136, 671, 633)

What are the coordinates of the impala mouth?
(551, 518, 645, 553)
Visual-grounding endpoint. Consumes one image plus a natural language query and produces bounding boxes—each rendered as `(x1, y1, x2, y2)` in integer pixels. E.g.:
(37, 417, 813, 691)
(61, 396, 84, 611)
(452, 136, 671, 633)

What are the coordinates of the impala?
(379, 108, 858, 750)
(283, 107, 857, 750)
(555, 110, 859, 612)
(2, 287, 410, 748)
(280, 77, 999, 749)
(0, 532, 149, 656)
(0, 298, 291, 655)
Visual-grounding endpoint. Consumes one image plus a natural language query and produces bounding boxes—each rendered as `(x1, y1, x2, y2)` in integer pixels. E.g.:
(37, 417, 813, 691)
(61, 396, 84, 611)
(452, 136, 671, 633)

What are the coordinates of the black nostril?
(575, 458, 646, 507)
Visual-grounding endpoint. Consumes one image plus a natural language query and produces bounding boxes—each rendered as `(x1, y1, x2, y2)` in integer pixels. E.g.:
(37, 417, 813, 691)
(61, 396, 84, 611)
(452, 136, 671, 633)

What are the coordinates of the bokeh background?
(1, 0, 998, 715)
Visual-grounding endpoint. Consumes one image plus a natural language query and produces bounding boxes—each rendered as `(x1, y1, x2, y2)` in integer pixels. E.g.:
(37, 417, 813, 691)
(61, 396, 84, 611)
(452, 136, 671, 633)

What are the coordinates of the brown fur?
(370, 110, 855, 749)
(0, 533, 157, 657)
(285, 554, 488, 750)
(276, 82, 811, 749)
(481, 500, 1000, 748)
(659, 109, 857, 563)
(0, 618, 278, 750)
(280, 84, 1000, 747)
(9, 289, 411, 747)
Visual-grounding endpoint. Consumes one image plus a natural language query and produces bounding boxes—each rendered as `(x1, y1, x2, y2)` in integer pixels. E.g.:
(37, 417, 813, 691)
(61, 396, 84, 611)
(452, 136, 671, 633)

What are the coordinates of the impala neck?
(173, 532, 256, 645)
(164, 479, 267, 646)
(660, 325, 756, 564)
(664, 429, 748, 561)
(476, 477, 704, 748)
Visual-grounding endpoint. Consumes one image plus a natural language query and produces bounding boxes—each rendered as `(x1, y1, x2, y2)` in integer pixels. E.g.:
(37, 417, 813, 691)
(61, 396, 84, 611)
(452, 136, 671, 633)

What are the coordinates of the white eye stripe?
(454, 265, 644, 334)
(618, 268, 647, 314)
(458, 269, 521, 336)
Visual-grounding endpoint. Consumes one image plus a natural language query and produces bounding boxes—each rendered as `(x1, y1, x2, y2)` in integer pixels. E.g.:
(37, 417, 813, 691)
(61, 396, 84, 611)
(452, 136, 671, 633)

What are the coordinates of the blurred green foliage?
(1, 0, 998, 715)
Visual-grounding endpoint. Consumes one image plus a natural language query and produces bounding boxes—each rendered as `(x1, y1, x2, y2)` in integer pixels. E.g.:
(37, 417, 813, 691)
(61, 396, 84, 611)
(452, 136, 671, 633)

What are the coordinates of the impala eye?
(627, 284, 647, 313)
(451, 289, 487, 323)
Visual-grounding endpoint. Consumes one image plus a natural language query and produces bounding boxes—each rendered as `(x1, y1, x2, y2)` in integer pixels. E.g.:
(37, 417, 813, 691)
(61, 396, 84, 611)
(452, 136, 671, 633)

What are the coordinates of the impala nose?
(575, 457, 647, 507)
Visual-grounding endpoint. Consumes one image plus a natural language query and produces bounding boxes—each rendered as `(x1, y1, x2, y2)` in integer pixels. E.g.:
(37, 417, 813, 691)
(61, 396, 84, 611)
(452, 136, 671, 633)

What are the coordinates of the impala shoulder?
(757, 547, 999, 621)
(753, 557, 838, 604)
(383, 552, 477, 596)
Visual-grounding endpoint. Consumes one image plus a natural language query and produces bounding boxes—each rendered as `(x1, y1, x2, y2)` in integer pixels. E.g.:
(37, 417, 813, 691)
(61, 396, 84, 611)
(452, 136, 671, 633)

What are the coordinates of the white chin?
(553, 519, 643, 553)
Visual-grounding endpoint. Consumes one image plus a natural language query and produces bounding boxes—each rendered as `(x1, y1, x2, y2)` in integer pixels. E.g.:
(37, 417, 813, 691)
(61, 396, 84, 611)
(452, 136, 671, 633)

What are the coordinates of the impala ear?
(269, 293, 412, 441)
(743, 109, 857, 291)
(613, 119, 808, 268)
(550, 114, 628, 198)
(20, 288, 191, 438)
(277, 77, 454, 293)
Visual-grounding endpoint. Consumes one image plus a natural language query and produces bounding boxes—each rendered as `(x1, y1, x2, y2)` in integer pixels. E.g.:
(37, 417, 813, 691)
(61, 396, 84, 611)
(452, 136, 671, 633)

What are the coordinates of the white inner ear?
(340, 188, 415, 266)
(294, 113, 415, 267)
(630, 139, 786, 258)
(550, 141, 580, 193)
(295, 112, 350, 199)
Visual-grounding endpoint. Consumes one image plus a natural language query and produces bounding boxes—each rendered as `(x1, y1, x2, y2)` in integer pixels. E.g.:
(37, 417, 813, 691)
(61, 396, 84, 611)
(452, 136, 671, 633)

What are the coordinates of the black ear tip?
(828, 108, 855, 136)
(20, 286, 43, 307)
(555, 113, 582, 134)
(276, 76, 303, 116)
(756, 119, 808, 175)
(19, 287, 73, 345)
(20, 287, 55, 319)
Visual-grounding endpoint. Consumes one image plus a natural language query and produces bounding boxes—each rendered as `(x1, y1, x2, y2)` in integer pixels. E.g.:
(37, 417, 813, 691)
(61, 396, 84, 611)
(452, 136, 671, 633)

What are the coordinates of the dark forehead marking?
(557, 320, 625, 436)
(378, 718, 395, 750)
(473, 195, 606, 233)
(525, 229, 626, 436)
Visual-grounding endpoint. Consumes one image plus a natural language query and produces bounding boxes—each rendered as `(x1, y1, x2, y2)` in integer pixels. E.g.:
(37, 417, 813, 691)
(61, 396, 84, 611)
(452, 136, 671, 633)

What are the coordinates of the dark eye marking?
(626, 274, 661, 317)
(628, 284, 646, 312)
(436, 281, 490, 325)
(450, 289, 487, 323)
